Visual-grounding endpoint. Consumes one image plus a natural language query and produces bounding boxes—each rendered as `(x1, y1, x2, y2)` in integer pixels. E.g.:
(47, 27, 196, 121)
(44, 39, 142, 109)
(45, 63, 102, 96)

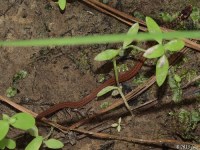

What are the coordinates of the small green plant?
(95, 23, 141, 116)
(6, 70, 28, 98)
(174, 109, 200, 141)
(168, 69, 182, 103)
(0, 113, 35, 149)
(95, 17, 185, 88)
(12, 70, 28, 83)
(143, 17, 185, 86)
(160, 12, 177, 23)
(169, 109, 200, 142)
(6, 87, 17, 98)
(0, 113, 64, 150)
(111, 117, 122, 132)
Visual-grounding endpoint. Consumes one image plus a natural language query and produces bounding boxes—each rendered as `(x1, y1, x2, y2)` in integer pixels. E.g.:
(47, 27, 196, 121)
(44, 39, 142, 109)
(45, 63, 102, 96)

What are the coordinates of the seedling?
(168, 69, 182, 103)
(111, 117, 122, 132)
(143, 17, 185, 86)
(95, 23, 141, 116)
(0, 113, 35, 149)
(0, 113, 64, 150)
(172, 109, 200, 141)
(12, 70, 27, 84)
(6, 70, 28, 98)
(6, 87, 17, 98)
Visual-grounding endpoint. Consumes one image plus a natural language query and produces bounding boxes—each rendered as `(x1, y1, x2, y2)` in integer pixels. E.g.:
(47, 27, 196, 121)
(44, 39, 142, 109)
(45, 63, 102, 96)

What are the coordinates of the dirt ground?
(0, 0, 200, 150)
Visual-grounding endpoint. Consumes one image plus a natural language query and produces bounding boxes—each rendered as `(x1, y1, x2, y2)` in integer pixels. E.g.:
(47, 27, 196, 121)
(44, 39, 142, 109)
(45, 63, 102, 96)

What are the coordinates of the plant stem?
(113, 57, 133, 116)
(118, 87, 134, 116)
(125, 45, 146, 52)
(113, 59, 120, 86)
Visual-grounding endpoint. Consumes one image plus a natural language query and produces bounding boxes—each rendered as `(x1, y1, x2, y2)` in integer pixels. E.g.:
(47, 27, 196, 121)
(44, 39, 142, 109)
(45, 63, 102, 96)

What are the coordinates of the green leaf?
(58, 0, 66, 10)
(123, 23, 139, 48)
(27, 126, 39, 137)
(6, 87, 17, 98)
(0, 139, 6, 149)
(97, 86, 118, 97)
(146, 16, 162, 44)
(25, 136, 43, 150)
(10, 113, 35, 130)
(0, 120, 9, 140)
(164, 39, 185, 51)
(44, 139, 64, 149)
(94, 49, 119, 61)
(156, 55, 169, 86)
(4, 138, 16, 149)
(143, 44, 164, 58)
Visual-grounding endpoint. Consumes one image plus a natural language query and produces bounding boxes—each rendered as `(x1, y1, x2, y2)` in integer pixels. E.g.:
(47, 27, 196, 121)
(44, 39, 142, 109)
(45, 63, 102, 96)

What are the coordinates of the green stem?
(113, 59, 119, 87)
(118, 88, 133, 116)
(125, 45, 146, 52)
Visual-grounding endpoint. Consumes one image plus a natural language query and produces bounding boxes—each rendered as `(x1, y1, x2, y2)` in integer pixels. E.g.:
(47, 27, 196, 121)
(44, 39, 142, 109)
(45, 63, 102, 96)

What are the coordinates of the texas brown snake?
(37, 57, 145, 119)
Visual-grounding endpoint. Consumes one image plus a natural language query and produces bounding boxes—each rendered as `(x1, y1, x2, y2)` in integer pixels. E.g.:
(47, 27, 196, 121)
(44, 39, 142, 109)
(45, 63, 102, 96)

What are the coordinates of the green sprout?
(177, 109, 200, 141)
(111, 117, 122, 132)
(0, 113, 64, 150)
(6, 70, 28, 98)
(168, 70, 182, 103)
(95, 23, 141, 116)
(0, 113, 35, 149)
(12, 70, 27, 84)
(143, 17, 185, 86)
(6, 87, 17, 98)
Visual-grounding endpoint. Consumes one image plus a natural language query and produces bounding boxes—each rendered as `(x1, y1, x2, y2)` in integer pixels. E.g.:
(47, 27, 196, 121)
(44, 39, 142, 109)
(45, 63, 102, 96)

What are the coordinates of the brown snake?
(37, 57, 145, 119)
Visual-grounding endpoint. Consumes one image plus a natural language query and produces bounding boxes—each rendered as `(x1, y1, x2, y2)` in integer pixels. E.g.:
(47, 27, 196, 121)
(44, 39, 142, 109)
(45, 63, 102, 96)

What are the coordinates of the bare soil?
(0, 0, 200, 150)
